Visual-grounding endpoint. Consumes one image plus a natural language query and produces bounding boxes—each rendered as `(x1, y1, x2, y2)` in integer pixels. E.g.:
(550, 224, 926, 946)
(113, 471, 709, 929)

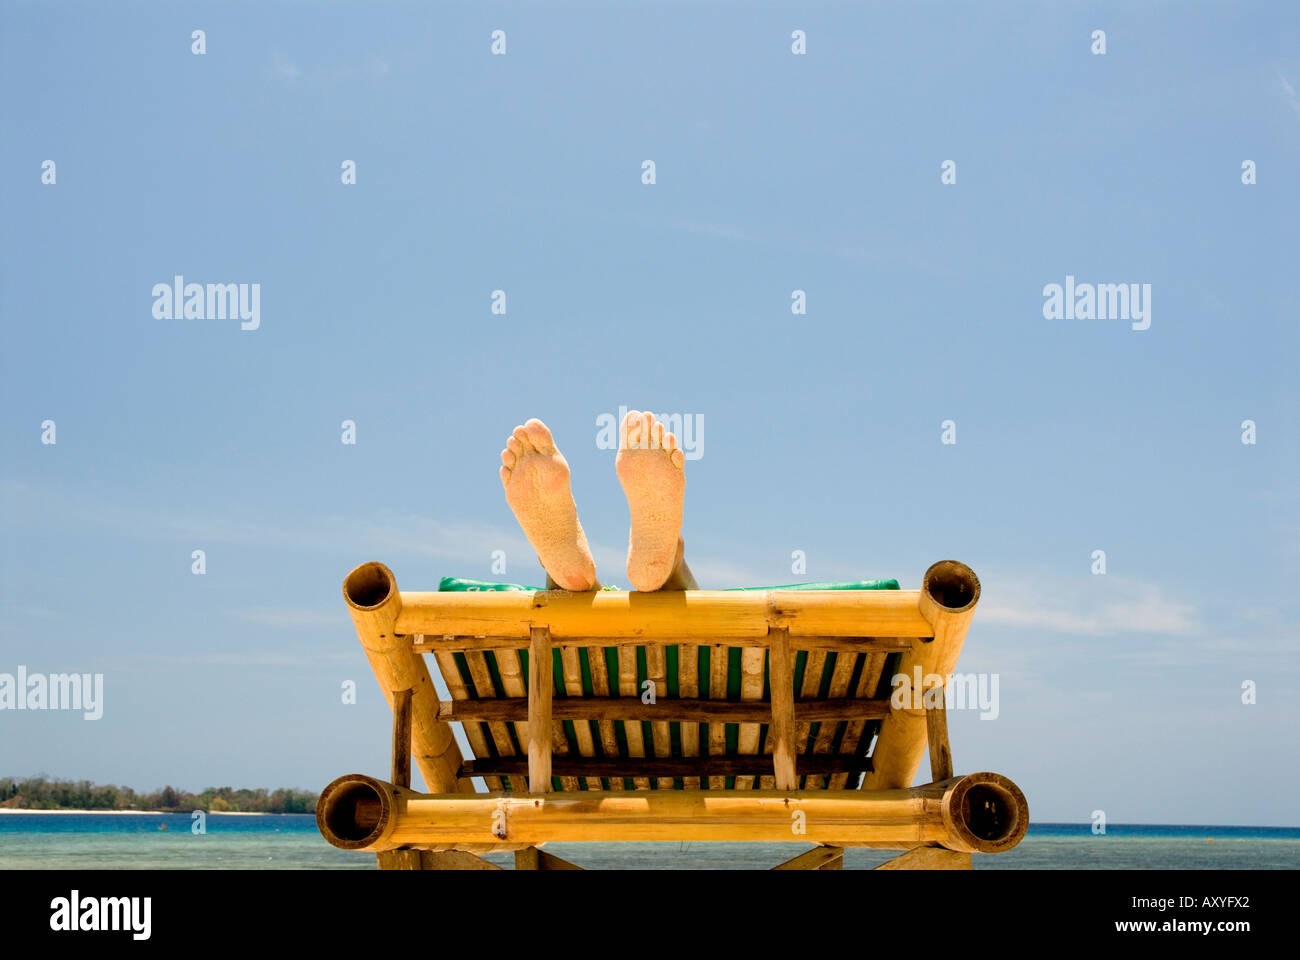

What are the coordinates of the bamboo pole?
(528, 627, 552, 794)
(317, 771, 1028, 852)
(861, 561, 980, 791)
(768, 628, 797, 790)
(395, 590, 932, 641)
(343, 562, 467, 794)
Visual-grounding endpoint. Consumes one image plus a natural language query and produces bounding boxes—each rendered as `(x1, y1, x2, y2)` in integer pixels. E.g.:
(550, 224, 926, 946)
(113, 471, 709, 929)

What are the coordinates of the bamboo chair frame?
(317, 560, 1028, 870)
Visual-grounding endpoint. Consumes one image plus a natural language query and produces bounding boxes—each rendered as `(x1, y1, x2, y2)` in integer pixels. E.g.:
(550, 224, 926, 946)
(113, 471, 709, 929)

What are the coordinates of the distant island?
(0, 776, 317, 814)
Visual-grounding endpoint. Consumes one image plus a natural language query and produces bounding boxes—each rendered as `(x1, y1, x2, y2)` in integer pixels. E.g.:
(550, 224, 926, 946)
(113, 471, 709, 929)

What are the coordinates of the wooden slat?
(490, 647, 529, 792)
(514, 846, 540, 870)
(421, 850, 503, 871)
(768, 628, 797, 790)
(540, 644, 578, 793)
(795, 650, 827, 790)
(873, 846, 971, 870)
(733, 647, 766, 789)
(617, 647, 650, 789)
(396, 589, 933, 641)
(414, 634, 915, 653)
(678, 643, 700, 789)
(514, 847, 583, 870)
(463, 652, 525, 793)
(528, 627, 551, 793)
(707, 644, 729, 790)
(459, 754, 874, 778)
(644, 645, 673, 789)
(926, 691, 953, 782)
(586, 647, 622, 791)
(435, 696, 891, 724)
(432, 650, 503, 791)
(831, 651, 889, 790)
(806, 652, 858, 790)
(376, 848, 422, 870)
(772, 845, 844, 871)
(390, 687, 412, 789)
(559, 646, 600, 791)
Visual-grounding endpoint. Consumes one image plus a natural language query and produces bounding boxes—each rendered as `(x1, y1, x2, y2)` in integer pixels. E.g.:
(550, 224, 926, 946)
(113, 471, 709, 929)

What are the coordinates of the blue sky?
(1, 1, 1297, 825)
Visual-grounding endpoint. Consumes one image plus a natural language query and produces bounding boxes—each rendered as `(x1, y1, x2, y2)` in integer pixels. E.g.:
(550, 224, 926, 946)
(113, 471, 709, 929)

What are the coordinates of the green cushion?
(437, 576, 899, 592)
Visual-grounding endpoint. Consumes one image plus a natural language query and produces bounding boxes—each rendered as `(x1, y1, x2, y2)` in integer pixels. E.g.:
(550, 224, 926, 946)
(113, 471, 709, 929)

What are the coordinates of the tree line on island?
(0, 777, 317, 813)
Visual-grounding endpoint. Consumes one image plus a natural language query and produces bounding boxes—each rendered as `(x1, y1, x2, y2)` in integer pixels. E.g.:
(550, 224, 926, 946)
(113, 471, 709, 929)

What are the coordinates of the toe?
(501, 447, 516, 469)
(507, 435, 525, 459)
(523, 418, 556, 455)
(663, 431, 678, 452)
(619, 410, 641, 450)
(671, 448, 685, 469)
(499, 465, 512, 485)
(512, 425, 534, 454)
(651, 420, 665, 449)
(638, 411, 654, 448)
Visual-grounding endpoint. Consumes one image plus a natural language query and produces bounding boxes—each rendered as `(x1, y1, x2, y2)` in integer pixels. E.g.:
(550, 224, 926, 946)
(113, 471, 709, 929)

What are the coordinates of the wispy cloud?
(231, 607, 340, 629)
(1278, 70, 1300, 124)
(978, 574, 1199, 637)
(269, 51, 392, 90)
(672, 218, 750, 242)
(272, 52, 301, 80)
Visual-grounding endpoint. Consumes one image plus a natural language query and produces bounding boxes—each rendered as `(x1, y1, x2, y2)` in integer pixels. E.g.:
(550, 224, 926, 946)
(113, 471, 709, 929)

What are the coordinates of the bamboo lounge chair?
(316, 559, 1028, 870)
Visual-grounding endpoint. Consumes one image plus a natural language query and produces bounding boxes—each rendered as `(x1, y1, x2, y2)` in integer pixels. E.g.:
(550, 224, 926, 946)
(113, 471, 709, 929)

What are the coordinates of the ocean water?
(2, 814, 1297, 869)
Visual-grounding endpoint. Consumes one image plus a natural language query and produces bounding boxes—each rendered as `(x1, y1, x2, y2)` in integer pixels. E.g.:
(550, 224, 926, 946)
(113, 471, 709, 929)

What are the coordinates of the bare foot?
(616, 410, 686, 591)
(500, 418, 597, 591)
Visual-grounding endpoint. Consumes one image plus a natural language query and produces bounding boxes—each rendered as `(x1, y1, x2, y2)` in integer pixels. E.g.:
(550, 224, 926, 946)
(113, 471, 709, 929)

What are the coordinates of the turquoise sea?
(1, 814, 1297, 869)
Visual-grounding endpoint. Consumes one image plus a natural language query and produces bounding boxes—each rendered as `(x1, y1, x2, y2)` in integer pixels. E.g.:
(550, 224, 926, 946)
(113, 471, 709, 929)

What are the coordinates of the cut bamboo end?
(941, 771, 1028, 854)
(317, 774, 399, 851)
(918, 560, 981, 627)
(344, 561, 398, 612)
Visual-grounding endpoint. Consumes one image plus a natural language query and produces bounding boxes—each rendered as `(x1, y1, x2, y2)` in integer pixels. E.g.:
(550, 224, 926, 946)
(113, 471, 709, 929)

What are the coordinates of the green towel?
(437, 576, 899, 592)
